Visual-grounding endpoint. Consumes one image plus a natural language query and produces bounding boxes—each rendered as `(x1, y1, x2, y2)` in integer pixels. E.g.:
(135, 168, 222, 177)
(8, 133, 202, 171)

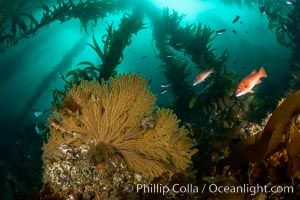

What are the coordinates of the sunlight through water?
(149, 0, 215, 20)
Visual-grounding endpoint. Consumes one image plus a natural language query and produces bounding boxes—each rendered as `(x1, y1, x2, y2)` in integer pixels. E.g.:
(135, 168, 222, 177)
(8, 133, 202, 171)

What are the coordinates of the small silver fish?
(166, 55, 173, 58)
(160, 83, 171, 88)
(216, 29, 226, 35)
(286, 0, 294, 5)
(34, 111, 44, 117)
(35, 123, 43, 135)
(160, 88, 168, 94)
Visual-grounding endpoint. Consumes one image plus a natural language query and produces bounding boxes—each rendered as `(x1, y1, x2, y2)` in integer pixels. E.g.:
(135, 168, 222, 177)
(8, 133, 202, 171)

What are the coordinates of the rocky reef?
(42, 73, 197, 198)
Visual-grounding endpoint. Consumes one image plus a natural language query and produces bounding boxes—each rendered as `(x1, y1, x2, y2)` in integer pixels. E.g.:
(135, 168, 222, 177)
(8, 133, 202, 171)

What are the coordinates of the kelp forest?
(1, 0, 300, 199)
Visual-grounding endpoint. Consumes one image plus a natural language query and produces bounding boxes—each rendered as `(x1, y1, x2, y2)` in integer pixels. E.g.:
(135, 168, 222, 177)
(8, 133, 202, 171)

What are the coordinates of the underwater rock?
(43, 74, 197, 197)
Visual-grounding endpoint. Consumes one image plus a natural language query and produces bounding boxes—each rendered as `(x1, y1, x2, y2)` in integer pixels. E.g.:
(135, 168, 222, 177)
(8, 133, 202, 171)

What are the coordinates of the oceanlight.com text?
(207, 183, 294, 196)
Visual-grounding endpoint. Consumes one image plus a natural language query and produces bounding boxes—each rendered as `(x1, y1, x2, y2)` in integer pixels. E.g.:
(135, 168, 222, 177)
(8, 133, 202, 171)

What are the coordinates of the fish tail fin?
(258, 66, 268, 78)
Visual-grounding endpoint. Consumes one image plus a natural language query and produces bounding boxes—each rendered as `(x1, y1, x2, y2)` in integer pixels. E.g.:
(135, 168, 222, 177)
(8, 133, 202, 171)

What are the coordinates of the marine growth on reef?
(42, 73, 197, 198)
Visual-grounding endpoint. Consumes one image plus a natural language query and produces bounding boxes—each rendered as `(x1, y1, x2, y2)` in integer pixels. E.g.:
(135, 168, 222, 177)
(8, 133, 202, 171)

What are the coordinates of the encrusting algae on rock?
(42, 73, 197, 198)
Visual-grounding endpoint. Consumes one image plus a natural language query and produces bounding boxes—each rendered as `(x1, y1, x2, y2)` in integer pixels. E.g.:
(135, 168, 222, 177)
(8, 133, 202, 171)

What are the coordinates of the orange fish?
(236, 66, 267, 97)
(193, 68, 214, 86)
